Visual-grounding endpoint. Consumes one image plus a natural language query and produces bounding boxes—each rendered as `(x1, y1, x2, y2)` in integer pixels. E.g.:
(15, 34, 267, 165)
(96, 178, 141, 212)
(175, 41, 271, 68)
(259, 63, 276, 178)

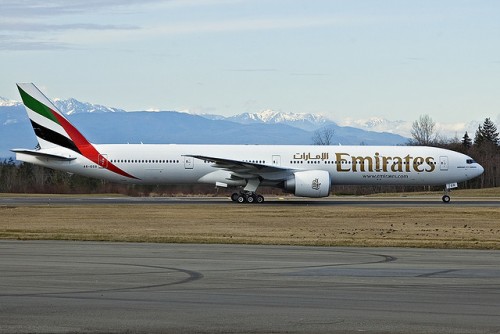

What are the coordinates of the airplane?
(12, 83, 484, 203)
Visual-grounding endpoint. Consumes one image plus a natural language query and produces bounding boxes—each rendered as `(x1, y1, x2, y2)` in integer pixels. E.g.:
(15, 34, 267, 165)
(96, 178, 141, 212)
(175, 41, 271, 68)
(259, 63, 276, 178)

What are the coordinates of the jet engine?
(284, 170, 331, 198)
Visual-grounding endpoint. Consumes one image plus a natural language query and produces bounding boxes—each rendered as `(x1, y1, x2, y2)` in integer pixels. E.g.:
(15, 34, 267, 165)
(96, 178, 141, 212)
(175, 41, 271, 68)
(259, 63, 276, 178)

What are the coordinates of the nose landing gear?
(442, 194, 451, 203)
(442, 182, 457, 203)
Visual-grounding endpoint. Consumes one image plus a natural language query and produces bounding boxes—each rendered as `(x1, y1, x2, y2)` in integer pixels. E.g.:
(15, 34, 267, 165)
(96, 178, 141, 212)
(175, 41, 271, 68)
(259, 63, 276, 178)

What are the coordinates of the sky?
(1, 0, 500, 136)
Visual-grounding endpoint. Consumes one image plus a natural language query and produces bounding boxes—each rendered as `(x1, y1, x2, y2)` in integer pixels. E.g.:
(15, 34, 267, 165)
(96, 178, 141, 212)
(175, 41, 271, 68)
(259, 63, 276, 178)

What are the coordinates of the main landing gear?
(231, 192, 265, 204)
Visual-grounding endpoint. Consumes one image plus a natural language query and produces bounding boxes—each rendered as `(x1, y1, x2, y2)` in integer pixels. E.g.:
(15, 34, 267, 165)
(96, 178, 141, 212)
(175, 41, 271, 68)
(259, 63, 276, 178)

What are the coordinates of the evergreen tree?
(481, 118, 499, 145)
(474, 125, 484, 146)
(461, 131, 472, 149)
(474, 118, 499, 146)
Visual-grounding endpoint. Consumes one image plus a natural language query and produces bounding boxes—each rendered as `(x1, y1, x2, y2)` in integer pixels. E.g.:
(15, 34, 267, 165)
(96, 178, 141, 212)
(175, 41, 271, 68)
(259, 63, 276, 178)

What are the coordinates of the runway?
(1, 241, 499, 333)
(1, 195, 500, 207)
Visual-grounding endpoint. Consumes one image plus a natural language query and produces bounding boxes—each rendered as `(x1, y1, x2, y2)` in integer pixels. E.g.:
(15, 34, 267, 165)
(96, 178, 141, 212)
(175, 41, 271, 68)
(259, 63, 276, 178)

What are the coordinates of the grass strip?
(1, 204, 499, 249)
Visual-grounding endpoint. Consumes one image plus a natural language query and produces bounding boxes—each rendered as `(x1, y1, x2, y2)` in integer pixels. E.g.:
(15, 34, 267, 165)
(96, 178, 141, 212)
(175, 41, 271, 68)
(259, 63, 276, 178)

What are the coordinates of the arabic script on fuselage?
(292, 152, 436, 173)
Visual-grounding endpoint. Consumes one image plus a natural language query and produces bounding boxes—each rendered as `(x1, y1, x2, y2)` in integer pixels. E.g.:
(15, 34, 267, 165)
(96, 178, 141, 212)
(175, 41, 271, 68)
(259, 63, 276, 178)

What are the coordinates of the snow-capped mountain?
(53, 98, 125, 115)
(0, 97, 24, 127)
(0, 97, 21, 107)
(229, 109, 328, 124)
(338, 117, 411, 137)
(223, 110, 333, 131)
(0, 97, 409, 158)
(0, 96, 125, 115)
(0, 95, 487, 140)
(338, 117, 481, 139)
(191, 113, 227, 121)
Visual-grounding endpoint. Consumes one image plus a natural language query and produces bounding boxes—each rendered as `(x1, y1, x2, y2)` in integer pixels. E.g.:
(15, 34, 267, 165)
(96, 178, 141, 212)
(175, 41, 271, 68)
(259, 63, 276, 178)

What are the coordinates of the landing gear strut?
(231, 192, 265, 204)
(442, 183, 458, 203)
(442, 187, 451, 203)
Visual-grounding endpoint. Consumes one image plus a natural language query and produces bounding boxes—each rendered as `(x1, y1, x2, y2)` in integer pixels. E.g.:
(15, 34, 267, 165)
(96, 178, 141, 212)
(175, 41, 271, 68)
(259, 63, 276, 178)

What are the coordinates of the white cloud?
(146, 16, 340, 35)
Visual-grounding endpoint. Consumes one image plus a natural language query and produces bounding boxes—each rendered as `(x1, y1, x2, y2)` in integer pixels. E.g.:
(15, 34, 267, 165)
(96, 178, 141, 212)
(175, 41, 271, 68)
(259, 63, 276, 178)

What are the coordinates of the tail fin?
(15, 83, 138, 179)
(16, 83, 89, 152)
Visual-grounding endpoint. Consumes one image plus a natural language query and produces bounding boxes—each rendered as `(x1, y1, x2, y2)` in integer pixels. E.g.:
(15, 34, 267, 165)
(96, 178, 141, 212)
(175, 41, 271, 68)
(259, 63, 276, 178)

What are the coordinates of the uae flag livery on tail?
(15, 83, 138, 179)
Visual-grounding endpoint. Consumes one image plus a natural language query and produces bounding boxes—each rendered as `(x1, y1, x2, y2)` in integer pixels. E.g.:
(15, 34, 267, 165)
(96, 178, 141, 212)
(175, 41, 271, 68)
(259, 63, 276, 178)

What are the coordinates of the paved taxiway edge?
(0, 241, 499, 334)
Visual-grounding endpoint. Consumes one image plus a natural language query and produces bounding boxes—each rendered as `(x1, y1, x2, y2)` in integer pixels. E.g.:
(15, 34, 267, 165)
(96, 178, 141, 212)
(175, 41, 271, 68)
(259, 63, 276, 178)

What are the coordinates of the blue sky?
(1, 0, 499, 132)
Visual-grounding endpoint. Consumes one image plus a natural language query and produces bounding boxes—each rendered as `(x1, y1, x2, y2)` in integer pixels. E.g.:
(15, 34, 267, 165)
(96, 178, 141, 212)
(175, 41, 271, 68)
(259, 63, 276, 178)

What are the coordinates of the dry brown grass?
(364, 187, 500, 198)
(1, 203, 499, 249)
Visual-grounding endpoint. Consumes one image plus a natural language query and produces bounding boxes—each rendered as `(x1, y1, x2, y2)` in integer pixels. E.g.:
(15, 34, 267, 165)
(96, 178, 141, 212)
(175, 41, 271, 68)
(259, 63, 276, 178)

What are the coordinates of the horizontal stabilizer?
(11, 149, 77, 161)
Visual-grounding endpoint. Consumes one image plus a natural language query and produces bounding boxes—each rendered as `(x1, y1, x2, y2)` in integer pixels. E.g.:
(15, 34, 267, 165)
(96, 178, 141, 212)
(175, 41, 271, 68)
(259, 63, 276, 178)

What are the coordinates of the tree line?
(409, 115, 500, 189)
(0, 158, 220, 195)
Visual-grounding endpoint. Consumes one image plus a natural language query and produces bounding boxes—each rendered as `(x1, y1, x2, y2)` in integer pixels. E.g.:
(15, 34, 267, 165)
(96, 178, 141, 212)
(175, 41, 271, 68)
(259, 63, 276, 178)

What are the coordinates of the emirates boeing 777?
(12, 83, 483, 203)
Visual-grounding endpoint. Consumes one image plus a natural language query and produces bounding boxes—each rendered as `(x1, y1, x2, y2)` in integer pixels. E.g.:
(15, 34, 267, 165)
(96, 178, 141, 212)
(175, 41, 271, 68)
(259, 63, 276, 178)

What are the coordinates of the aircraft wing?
(185, 154, 294, 180)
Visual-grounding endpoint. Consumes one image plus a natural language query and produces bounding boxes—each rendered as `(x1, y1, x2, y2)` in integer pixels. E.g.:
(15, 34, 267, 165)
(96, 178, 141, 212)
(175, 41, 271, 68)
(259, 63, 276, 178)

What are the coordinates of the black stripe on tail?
(30, 120, 81, 154)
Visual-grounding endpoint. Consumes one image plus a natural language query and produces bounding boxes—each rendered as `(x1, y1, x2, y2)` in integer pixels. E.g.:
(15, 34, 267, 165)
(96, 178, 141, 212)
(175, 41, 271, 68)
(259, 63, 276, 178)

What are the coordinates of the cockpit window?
(466, 159, 476, 164)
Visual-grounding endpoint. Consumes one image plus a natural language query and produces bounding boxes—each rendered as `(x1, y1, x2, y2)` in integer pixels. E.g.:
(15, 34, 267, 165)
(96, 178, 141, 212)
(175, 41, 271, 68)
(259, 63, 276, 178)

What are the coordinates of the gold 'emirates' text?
(335, 152, 436, 173)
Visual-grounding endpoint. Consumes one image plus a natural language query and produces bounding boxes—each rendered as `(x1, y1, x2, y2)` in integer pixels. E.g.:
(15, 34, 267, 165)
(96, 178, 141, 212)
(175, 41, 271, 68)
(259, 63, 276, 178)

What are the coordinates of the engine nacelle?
(284, 170, 331, 198)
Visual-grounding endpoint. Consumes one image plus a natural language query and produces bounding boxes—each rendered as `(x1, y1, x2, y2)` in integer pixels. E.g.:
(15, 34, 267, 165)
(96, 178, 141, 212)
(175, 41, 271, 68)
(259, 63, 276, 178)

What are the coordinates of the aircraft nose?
(477, 163, 485, 176)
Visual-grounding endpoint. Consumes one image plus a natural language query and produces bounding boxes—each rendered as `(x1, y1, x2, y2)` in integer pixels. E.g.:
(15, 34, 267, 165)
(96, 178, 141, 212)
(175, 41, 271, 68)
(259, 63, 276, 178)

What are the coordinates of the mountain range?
(0, 96, 408, 159)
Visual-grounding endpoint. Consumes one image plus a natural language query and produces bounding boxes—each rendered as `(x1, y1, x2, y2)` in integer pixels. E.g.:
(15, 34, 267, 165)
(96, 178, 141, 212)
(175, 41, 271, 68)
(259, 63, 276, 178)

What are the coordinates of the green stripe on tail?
(18, 85, 60, 124)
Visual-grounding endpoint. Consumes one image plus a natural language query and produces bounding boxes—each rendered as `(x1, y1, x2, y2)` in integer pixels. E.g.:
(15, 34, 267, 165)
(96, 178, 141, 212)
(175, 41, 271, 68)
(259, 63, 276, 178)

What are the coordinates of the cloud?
(1, 22, 139, 32)
(0, 37, 70, 51)
(290, 73, 329, 77)
(0, 1, 143, 51)
(147, 16, 339, 35)
(0, 24, 139, 51)
(1, 0, 166, 17)
(1, 0, 398, 52)
(225, 69, 278, 73)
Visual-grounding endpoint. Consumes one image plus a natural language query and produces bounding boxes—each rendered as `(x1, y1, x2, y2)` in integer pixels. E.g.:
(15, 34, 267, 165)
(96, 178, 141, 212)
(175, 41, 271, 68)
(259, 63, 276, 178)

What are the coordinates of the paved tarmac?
(0, 241, 499, 333)
(1, 195, 499, 207)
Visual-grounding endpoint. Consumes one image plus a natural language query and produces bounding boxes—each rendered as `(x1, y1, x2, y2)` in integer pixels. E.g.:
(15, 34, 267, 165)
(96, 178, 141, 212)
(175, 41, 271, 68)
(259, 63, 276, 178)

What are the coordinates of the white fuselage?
(16, 144, 484, 187)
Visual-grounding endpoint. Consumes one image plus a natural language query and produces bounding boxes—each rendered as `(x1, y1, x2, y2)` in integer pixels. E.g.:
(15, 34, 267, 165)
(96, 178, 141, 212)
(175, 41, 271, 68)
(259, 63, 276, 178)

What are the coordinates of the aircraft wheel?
(256, 195, 264, 203)
(246, 195, 255, 203)
(237, 195, 246, 203)
(231, 193, 239, 202)
(442, 195, 451, 203)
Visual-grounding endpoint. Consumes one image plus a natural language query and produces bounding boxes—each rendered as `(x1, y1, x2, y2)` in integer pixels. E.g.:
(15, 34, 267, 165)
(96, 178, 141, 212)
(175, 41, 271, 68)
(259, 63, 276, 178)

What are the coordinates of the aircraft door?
(272, 155, 281, 166)
(439, 156, 448, 171)
(184, 156, 194, 169)
(98, 154, 108, 168)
